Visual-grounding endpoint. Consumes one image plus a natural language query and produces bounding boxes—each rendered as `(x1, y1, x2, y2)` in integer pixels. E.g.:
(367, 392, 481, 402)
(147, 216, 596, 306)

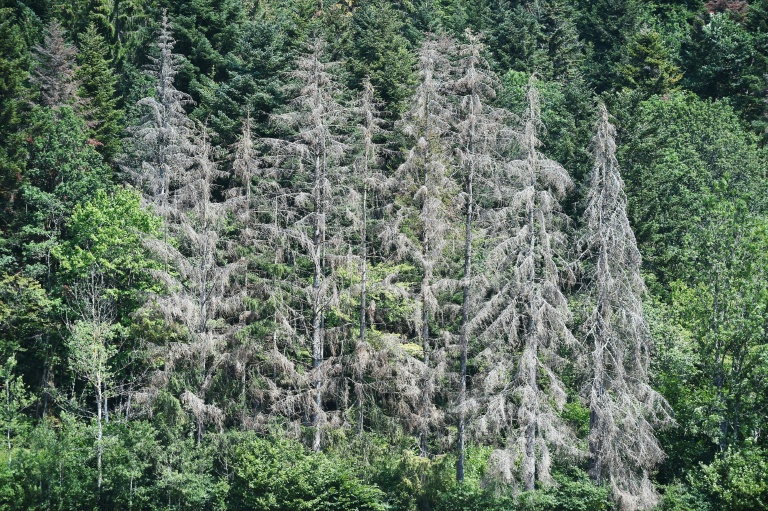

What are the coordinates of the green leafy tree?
(190, 2, 309, 144)
(671, 201, 768, 454)
(227, 433, 386, 511)
(17, 106, 111, 286)
(54, 188, 160, 473)
(696, 446, 768, 511)
(0, 355, 32, 472)
(55, 188, 161, 305)
(621, 93, 766, 290)
(65, 272, 120, 496)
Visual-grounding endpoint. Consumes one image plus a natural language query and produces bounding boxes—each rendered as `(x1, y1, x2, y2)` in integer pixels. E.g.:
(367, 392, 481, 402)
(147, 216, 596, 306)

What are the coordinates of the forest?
(0, 0, 767, 509)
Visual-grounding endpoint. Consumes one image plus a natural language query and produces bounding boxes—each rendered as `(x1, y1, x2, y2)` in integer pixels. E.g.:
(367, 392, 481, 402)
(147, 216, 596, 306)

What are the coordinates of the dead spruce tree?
(263, 38, 352, 451)
(33, 20, 79, 109)
(229, 117, 302, 432)
(230, 116, 260, 291)
(144, 126, 243, 445)
(385, 35, 457, 456)
(578, 104, 671, 510)
(472, 76, 577, 491)
(348, 76, 393, 435)
(122, 10, 194, 232)
(451, 30, 513, 482)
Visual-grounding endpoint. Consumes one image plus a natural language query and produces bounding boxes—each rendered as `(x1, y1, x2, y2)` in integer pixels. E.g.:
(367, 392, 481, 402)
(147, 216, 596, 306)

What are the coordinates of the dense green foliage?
(1, 1, 767, 510)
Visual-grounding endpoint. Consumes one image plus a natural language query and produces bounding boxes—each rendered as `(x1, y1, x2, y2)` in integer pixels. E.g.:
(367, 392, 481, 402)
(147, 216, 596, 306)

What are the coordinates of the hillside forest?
(1, 0, 768, 509)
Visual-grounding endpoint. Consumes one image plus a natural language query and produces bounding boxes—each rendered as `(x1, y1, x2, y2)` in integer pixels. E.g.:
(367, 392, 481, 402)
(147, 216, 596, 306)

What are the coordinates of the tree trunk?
(420, 281, 430, 457)
(357, 184, 368, 436)
(360, 185, 368, 343)
(96, 375, 103, 494)
(523, 200, 538, 492)
(6, 383, 11, 469)
(312, 152, 324, 453)
(457, 174, 473, 482)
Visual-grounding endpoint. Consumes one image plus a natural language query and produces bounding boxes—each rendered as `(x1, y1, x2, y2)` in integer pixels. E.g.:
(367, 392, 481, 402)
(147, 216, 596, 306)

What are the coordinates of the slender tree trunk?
(312, 152, 323, 453)
(589, 175, 608, 482)
(420, 283, 430, 457)
(419, 89, 432, 458)
(523, 334, 537, 491)
(96, 374, 103, 494)
(589, 296, 606, 483)
(523, 202, 537, 492)
(457, 173, 473, 482)
(360, 185, 368, 343)
(6, 383, 11, 469)
(357, 183, 368, 435)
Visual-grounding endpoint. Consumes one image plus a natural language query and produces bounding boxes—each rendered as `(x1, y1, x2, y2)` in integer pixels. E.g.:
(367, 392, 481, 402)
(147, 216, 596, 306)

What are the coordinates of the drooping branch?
(578, 103, 672, 511)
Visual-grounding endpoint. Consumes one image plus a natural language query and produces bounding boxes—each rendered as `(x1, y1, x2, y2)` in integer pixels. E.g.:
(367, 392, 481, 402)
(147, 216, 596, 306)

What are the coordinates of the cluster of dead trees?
(123, 15, 671, 510)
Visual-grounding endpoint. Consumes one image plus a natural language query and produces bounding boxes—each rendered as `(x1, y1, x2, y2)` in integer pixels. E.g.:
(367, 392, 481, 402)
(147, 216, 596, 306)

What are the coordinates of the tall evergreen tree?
(122, 9, 194, 274)
(473, 76, 576, 490)
(76, 23, 123, 161)
(451, 29, 512, 482)
(345, 1, 416, 115)
(387, 35, 457, 457)
(575, 0, 645, 92)
(481, 0, 583, 81)
(33, 19, 79, 109)
(579, 104, 671, 510)
(350, 77, 387, 434)
(145, 126, 242, 445)
(618, 28, 682, 97)
(0, 8, 32, 228)
(263, 38, 352, 451)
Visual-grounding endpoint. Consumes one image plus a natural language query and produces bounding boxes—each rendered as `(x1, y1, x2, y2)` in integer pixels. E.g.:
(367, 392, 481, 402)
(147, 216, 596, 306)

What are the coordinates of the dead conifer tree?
(384, 35, 457, 456)
(348, 76, 390, 435)
(263, 38, 352, 451)
(122, 10, 194, 223)
(451, 29, 513, 482)
(33, 20, 79, 109)
(230, 115, 261, 291)
(228, 116, 295, 432)
(578, 104, 671, 510)
(471, 76, 577, 490)
(143, 126, 243, 445)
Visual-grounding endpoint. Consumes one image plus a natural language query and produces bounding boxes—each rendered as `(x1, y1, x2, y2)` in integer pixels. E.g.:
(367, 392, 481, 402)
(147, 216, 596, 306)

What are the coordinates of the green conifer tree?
(77, 23, 123, 161)
(0, 9, 32, 222)
(619, 28, 682, 96)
